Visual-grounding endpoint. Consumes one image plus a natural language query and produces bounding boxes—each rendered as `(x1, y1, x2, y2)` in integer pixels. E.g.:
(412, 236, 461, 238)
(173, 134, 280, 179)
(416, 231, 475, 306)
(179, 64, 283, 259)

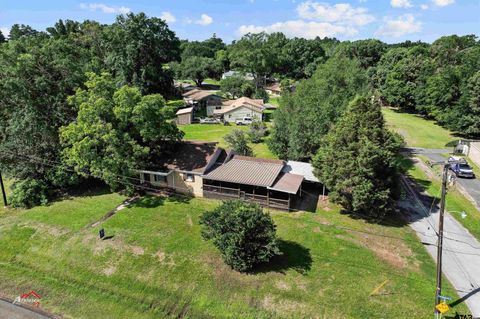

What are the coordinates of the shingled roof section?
(203, 155, 285, 187)
(182, 89, 220, 101)
(149, 141, 220, 174)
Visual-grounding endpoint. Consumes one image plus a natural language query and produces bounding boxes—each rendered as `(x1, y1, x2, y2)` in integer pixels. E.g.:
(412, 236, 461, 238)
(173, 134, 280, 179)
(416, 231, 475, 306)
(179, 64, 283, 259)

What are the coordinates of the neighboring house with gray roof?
(214, 97, 266, 122)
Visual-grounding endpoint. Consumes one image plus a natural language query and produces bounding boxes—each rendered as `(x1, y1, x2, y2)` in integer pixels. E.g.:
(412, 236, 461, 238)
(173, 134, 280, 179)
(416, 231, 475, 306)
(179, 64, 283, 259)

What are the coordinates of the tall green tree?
(269, 57, 367, 160)
(104, 12, 180, 96)
(171, 56, 222, 87)
(313, 96, 403, 219)
(0, 35, 93, 207)
(224, 130, 253, 156)
(60, 72, 183, 190)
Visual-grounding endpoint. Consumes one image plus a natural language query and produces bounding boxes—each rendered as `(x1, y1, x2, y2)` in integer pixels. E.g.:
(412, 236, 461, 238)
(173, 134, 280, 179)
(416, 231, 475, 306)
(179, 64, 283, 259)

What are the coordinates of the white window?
(185, 174, 195, 182)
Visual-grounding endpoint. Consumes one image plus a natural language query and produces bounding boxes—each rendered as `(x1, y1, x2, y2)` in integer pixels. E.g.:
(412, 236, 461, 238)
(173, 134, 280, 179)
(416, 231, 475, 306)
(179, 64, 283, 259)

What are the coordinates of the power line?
(4, 150, 480, 259)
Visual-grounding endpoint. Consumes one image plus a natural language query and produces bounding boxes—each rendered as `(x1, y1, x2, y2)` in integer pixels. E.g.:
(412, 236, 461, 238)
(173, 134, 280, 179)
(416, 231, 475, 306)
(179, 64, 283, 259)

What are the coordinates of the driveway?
(0, 300, 52, 319)
(400, 176, 480, 317)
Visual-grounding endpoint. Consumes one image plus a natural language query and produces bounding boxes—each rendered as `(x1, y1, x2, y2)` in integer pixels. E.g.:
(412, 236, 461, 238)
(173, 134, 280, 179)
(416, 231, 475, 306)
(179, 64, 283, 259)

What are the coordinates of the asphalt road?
(0, 300, 51, 319)
(422, 152, 480, 209)
(400, 176, 480, 317)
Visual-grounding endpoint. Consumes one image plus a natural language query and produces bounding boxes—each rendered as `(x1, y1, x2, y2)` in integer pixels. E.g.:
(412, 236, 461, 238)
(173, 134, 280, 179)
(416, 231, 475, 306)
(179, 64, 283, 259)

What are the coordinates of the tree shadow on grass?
(129, 194, 192, 208)
(251, 239, 312, 275)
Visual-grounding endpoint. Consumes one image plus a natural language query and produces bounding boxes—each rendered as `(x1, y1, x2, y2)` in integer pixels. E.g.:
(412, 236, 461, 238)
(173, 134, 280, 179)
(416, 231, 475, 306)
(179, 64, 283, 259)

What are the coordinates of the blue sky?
(0, 0, 478, 43)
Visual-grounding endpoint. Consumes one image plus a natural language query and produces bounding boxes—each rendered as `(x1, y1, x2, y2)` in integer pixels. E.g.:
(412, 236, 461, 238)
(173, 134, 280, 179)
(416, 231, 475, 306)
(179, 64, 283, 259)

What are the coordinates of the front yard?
(0, 188, 468, 318)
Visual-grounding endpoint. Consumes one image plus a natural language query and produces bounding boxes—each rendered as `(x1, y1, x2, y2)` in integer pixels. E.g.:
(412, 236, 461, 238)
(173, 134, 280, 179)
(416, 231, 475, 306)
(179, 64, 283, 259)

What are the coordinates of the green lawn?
(0, 191, 468, 318)
(382, 108, 457, 149)
(179, 124, 277, 159)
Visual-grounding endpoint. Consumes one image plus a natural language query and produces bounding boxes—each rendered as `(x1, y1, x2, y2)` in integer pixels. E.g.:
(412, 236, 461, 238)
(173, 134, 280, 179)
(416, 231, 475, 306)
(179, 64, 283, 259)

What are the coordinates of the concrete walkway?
(0, 300, 52, 319)
(400, 176, 480, 317)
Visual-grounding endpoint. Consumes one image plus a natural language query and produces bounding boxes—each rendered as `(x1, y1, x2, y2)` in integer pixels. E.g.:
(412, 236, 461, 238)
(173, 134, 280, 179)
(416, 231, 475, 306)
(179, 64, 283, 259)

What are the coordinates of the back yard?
(382, 108, 457, 149)
(179, 123, 276, 159)
(0, 187, 468, 318)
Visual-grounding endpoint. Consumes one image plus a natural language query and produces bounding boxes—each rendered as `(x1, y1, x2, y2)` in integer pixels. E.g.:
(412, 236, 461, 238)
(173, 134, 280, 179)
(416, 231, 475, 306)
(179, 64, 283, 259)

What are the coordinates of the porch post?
(267, 190, 270, 206)
(253, 187, 255, 200)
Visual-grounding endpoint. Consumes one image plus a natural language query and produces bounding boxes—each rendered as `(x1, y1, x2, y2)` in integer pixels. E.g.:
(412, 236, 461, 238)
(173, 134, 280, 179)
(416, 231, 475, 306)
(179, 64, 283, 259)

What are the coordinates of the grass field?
(383, 108, 457, 149)
(179, 124, 277, 159)
(0, 188, 468, 318)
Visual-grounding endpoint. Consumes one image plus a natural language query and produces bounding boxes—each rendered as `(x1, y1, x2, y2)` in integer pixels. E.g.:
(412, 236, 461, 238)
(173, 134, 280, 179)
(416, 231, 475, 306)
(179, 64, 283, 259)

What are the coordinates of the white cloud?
(431, 0, 455, 6)
(80, 3, 130, 14)
(238, 20, 357, 39)
(420, 4, 429, 9)
(296, 1, 375, 26)
(160, 11, 176, 23)
(195, 14, 213, 26)
(376, 14, 422, 37)
(391, 0, 413, 8)
(0, 27, 10, 38)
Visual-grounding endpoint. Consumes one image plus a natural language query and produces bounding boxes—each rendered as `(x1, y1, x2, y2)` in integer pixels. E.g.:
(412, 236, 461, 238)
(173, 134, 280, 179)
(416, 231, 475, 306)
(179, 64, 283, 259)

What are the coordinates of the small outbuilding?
(176, 107, 194, 125)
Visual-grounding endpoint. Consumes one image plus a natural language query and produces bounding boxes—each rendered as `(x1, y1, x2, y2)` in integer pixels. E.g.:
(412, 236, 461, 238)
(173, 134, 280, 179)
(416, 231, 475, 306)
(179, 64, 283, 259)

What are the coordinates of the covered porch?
(203, 180, 293, 210)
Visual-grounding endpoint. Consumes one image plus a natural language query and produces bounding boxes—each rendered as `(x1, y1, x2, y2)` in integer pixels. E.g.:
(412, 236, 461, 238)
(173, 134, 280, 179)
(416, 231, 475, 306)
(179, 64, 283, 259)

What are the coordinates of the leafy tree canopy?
(60, 72, 183, 190)
(104, 12, 180, 96)
(224, 129, 253, 156)
(269, 57, 367, 160)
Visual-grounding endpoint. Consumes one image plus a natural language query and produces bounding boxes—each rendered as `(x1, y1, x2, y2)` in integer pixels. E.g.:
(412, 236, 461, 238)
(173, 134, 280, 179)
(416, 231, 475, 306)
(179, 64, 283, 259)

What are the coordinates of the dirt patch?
(314, 215, 332, 225)
(313, 227, 321, 233)
(23, 222, 69, 237)
(102, 265, 116, 276)
(261, 294, 307, 316)
(275, 280, 290, 291)
(131, 246, 144, 256)
(344, 231, 415, 270)
(186, 215, 193, 227)
(153, 250, 175, 266)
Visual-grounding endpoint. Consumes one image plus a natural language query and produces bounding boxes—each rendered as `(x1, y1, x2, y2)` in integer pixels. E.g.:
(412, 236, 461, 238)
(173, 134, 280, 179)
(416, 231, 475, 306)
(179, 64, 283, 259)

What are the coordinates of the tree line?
(0, 13, 478, 217)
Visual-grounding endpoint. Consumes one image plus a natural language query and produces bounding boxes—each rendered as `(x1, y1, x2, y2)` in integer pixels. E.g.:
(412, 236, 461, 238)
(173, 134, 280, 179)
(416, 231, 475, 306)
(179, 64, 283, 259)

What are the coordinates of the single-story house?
(175, 107, 194, 125)
(182, 89, 223, 116)
(136, 141, 222, 197)
(265, 82, 281, 96)
(136, 142, 322, 211)
(213, 97, 265, 123)
(221, 71, 254, 81)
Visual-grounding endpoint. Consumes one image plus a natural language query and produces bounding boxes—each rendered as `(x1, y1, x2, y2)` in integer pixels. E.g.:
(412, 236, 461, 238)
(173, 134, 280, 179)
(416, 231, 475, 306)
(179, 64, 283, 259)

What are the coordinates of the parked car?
(199, 117, 219, 124)
(235, 117, 253, 125)
(448, 156, 475, 178)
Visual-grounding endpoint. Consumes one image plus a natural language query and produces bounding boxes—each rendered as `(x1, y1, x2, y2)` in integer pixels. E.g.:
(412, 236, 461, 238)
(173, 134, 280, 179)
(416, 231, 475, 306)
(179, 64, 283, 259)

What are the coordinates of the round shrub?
(200, 200, 279, 272)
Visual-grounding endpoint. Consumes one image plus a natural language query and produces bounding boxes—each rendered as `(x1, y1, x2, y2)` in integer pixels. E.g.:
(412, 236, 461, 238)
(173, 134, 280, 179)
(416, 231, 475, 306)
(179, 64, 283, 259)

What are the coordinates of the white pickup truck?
(235, 117, 253, 125)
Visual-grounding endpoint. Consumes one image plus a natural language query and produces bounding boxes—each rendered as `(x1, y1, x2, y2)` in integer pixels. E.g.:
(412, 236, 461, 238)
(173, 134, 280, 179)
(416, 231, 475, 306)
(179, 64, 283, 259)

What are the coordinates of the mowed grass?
(179, 124, 277, 159)
(0, 191, 469, 318)
(382, 108, 457, 149)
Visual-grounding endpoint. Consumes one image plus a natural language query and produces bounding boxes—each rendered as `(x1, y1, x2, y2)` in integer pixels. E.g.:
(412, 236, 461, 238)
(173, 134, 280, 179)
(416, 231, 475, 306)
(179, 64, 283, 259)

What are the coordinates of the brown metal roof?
(268, 172, 304, 194)
(203, 155, 284, 187)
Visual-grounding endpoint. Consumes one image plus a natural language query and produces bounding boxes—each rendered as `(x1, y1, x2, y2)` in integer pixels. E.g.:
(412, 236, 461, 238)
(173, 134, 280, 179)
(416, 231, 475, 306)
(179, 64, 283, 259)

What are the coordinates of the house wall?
(223, 106, 262, 123)
(469, 142, 480, 168)
(139, 171, 203, 197)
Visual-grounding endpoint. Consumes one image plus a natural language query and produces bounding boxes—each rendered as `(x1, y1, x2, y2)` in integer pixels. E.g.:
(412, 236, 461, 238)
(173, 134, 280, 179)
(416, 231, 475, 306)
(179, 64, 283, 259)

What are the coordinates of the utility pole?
(434, 163, 449, 317)
(0, 170, 7, 207)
